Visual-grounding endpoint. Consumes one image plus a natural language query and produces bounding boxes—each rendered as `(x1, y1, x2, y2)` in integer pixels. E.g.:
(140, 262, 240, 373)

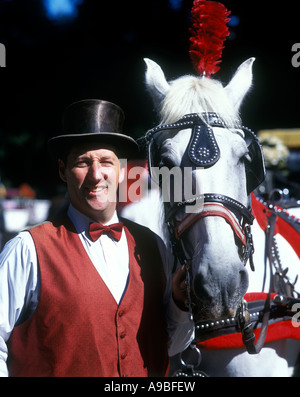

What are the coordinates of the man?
(0, 99, 194, 377)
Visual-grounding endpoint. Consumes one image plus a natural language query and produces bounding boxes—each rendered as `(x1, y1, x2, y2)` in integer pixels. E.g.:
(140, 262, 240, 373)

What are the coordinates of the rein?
(199, 200, 300, 355)
(194, 197, 300, 355)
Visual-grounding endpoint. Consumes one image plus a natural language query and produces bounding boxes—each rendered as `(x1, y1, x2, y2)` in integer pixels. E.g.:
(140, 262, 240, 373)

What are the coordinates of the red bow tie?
(88, 222, 123, 242)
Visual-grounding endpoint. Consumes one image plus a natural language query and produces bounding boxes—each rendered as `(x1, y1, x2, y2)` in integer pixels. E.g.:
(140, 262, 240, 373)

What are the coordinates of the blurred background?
(0, 0, 299, 243)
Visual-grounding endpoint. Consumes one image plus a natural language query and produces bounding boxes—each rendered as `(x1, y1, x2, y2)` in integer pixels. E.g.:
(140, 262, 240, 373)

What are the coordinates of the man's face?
(59, 142, 124, 223)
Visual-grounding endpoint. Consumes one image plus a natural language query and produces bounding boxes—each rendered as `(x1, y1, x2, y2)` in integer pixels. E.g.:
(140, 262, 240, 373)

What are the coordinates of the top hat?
(47, 99, 139, 160)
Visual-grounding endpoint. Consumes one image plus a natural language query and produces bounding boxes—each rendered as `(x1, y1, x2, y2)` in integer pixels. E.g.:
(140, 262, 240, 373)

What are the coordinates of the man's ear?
(58, 159, 67, 183)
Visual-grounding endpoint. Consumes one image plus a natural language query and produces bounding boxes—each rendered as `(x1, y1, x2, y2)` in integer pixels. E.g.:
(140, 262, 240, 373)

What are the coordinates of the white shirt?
(0, 205, 194, 376)
(69, 205, 129, 304)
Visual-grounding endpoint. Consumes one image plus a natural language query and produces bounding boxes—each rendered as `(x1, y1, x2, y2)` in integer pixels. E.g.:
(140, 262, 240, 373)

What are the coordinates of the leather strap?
(175, 202, 247, 245)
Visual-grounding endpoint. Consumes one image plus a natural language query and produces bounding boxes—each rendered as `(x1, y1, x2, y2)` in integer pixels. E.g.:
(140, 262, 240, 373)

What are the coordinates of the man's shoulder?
(27, 220, 56, 235)
(120, 217, 168, 258)
(121, 217, 158, 238)
(27, 213, 74, 238)
(26, 221, 51, 231)
(0, 230, 36, 259)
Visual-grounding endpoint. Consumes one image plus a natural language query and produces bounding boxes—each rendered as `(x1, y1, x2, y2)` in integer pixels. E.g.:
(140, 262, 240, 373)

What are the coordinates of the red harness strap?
(197, 292, 300, 350)
(175, 202, 246, 245)
(251, 193, 300, 259)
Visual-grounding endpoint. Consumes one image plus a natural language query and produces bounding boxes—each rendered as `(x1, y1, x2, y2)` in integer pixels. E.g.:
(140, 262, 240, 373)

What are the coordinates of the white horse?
(122, 58, 300, 376)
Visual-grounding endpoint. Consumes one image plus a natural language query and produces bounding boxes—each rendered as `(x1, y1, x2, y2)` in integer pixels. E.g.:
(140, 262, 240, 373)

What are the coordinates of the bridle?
(146, 113, 263, 273)
(146, 113, 265, 353)
(165, 193, 255, 269)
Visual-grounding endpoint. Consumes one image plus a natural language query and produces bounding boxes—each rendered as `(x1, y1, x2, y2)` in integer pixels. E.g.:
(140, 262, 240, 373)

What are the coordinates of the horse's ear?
(144, 58, 170, 111)
(225, 57, 255, 110)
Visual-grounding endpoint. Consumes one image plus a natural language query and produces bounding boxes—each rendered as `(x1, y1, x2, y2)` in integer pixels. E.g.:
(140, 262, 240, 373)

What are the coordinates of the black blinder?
(243, 127, 266, 194)
(146, 113, 266, 195)
(187, 123, 220, 168)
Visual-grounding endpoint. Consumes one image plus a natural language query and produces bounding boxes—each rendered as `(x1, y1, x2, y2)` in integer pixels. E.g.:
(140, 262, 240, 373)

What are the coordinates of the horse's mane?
(159, 74, 240, 128)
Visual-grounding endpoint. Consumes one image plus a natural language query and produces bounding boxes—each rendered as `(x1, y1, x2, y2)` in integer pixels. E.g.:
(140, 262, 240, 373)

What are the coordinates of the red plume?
(189, 0, 230, 77)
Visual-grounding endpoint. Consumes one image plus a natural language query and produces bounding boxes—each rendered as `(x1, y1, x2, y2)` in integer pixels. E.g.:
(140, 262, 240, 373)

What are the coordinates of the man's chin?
(85, 199, 117, 214)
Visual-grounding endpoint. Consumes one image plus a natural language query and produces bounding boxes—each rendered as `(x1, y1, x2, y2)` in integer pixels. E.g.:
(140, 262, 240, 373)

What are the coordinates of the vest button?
(118, 310, 124, 317)
(120, 332, 126, 339)
(121, 353, 127, 360)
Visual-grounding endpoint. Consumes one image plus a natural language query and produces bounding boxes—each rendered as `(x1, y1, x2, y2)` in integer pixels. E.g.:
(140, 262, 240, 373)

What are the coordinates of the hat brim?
(47, 132, 140, 161)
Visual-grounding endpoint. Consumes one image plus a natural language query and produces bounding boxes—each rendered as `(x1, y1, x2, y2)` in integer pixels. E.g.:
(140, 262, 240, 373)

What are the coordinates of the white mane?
(159, 74, 241, 127)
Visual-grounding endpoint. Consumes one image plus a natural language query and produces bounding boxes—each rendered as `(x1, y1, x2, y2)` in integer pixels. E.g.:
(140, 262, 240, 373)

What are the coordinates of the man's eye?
(74, 160, 89, 167)
(101, 160, 114, 166)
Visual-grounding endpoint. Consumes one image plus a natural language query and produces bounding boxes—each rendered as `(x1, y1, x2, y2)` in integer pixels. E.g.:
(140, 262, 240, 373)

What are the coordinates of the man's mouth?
(87, 185, 108, 194)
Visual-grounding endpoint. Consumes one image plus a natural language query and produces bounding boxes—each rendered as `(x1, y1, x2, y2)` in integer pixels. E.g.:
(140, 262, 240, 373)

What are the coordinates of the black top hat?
(47, 99, 139, 160)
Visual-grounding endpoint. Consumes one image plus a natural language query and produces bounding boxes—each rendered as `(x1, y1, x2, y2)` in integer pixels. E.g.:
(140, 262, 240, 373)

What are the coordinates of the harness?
(146, 112, 263, 272)
(146, 113, 300, 376)
(195, 198, 300, 354)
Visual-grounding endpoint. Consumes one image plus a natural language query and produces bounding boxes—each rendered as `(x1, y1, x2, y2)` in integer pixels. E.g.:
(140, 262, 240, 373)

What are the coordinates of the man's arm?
(0, 232, 39, 376)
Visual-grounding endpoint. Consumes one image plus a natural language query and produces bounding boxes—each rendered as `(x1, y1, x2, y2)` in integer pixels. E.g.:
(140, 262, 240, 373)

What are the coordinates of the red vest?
(8, 216, 169, 377)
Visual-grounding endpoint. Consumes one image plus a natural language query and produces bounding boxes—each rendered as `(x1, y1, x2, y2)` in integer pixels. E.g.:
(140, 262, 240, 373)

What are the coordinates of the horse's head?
(145, 58, 265, 322)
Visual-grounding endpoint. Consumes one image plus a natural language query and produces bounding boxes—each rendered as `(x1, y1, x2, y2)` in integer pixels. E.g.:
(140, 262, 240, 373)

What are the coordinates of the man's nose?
(89, 161, 106, 181)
